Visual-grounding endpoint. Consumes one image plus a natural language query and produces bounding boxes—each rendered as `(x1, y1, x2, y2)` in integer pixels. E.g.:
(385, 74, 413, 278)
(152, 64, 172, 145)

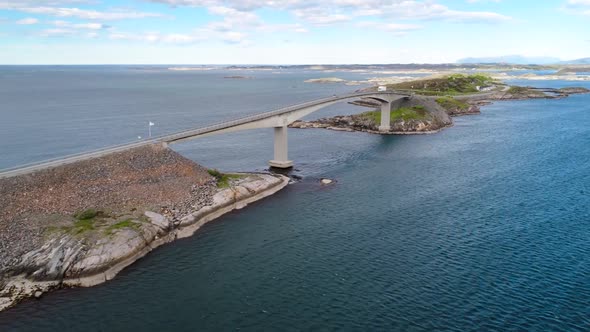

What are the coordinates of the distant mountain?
(457, 55, 561, 65)
(560, 57, 590, 64)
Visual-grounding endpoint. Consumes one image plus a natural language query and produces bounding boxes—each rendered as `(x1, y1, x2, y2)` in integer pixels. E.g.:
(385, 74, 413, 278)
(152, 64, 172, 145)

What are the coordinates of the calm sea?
(0, 66, 589, 331)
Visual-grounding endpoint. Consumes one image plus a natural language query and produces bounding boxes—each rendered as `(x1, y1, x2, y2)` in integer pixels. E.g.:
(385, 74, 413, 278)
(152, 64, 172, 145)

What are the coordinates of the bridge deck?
(0, 91, 410, 179)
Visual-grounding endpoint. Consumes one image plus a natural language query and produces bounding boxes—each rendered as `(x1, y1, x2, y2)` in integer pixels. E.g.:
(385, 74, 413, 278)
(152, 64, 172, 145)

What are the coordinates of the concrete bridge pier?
(269, 126, 293, 168)
(379, 101, 392, 132)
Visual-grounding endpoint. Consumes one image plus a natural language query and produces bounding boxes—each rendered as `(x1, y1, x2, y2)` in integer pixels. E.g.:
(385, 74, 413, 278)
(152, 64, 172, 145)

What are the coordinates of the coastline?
(0, 172, 289, 312)
(290, 85, 589, 136)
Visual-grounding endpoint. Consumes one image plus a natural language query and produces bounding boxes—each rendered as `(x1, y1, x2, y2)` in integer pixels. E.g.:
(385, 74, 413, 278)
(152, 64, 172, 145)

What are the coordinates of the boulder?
(144, 211, 170, 231)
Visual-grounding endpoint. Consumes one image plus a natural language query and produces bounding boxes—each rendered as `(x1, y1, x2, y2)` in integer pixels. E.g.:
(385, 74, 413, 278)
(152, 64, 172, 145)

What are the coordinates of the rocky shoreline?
(0, 145, 289, 312)
(291, 85, 589, 135)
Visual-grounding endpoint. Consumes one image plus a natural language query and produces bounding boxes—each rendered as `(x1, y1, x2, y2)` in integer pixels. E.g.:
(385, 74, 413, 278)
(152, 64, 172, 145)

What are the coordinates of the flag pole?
(148, 121, 155, 138)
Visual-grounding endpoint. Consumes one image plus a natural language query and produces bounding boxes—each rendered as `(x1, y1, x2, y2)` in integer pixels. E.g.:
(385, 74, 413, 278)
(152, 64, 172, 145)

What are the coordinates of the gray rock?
(144, 211, 169, 230)
(18, 235, 84, 281)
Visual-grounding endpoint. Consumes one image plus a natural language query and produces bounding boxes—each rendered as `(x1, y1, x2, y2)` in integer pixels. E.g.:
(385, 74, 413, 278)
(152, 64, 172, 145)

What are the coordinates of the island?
(291, 74, 589, 134)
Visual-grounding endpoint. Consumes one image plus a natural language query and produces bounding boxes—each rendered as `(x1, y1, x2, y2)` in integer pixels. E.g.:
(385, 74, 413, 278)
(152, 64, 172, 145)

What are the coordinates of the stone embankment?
(0, 144, 289, 312)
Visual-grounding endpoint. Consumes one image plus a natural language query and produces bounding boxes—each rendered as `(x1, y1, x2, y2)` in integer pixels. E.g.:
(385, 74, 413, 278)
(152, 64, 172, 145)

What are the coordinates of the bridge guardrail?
(0, 91, 407, 175)
(161, 91, 403, 142)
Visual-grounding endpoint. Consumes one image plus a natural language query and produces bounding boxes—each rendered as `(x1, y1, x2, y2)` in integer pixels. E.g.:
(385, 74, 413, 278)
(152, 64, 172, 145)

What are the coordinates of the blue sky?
(0, 0, 589, 64)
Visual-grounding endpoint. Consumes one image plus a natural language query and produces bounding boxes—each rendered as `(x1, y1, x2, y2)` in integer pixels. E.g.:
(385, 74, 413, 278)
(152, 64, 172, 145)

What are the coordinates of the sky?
(0, 0, 589, 64)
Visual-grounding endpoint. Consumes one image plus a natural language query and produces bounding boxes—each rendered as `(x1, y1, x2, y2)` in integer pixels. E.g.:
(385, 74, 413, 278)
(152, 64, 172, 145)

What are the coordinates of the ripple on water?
(1, 77, 590, 331)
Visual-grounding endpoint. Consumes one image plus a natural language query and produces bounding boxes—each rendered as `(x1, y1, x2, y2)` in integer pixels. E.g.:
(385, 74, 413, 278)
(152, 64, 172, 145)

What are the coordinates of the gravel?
(0, 144, 217, 272)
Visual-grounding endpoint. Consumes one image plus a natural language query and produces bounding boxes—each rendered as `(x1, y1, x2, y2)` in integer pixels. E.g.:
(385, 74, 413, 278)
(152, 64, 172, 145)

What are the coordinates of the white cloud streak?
(17, 7, 162, 20)
(0, 1, 163, 20)
(109, 31, 206, 43)
(16, 17, 39, 24)
(53, 20, 111, 29)
(564, 0, 590, 15)
(357, 21, 422, 35)
(146, 0, 511, 23)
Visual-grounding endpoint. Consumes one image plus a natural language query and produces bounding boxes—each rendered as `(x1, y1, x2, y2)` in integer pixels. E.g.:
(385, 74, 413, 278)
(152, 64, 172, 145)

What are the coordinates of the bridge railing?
(161, 91, 402, 142)
(0, 91, 406, 174)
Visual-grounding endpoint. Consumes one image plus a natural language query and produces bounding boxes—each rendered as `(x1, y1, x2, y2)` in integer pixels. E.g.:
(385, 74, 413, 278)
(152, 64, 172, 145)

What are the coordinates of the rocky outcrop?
(443, 105, 480, 116)
(291, 96, 453, 134)
(493, 86, 590, 100)
(0, 148, 289, 312)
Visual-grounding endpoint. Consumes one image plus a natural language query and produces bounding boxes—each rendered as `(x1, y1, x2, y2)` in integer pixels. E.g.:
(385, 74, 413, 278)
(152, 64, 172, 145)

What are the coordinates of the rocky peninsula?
(292, 74, 589, 134)
(0, 144, 289, 311)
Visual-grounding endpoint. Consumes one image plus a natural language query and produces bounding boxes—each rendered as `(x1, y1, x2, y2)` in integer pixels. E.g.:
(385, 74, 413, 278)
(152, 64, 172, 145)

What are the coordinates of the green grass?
(207, 169, 223, 179)
(387, 74, 496, 95)
(361, 106, 429, 123)
(71, 218, 95, 234)
(208, 169, 246, 188)
(105, 219, 141, 235)
(507, 86, 531, 94)
(507, 86, 546, 97)
(435, 97, 470, 111)
(218, 174, 246, 188)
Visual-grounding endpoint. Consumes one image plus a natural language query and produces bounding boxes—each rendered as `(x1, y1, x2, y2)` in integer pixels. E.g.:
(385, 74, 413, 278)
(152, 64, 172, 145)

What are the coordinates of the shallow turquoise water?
(0, 68, 589, 331)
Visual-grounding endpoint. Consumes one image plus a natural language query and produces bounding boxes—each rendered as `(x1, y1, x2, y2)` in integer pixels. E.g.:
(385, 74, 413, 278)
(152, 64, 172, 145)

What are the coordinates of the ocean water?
(0, 67, 589, 331)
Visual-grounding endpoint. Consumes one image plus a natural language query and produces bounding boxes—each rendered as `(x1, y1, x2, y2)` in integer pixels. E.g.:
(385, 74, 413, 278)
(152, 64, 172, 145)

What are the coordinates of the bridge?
(0, 90, 411, 178)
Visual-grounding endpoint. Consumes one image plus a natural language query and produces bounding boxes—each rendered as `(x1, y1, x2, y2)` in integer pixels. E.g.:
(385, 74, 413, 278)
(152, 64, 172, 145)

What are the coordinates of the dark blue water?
(1, 67, 589, 331)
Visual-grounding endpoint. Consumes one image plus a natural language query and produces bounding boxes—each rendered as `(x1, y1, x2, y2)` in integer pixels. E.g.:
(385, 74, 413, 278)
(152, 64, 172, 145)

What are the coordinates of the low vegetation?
(208, 169, 246, 188)
(72, 219, 95, 234)
(361, 106, 429, 123)
(75, 209, 99, 220)
(507, 86, 545, 97)
(386, 74, 496, 95)
(435, 97, 470, 111)
(53, 209, 142, 236)
(507, 86, 529, 94)
(105, 219, 141, 235)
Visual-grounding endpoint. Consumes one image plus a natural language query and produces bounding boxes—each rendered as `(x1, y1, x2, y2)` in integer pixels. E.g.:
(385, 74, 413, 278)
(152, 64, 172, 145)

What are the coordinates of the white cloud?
(39, 19, 111, 37)
(206, 5, 260, 31)
(109, 31, 206, 44)
(352, 1, 510, 23)
(53, 20, 111, 29)
(17, 7, 162, 20)
(357, 21, 423, 35)
(0, 1, 163, 20)
(146, 0, 511, 23)
(16, 17, 38, 24)
(567, 0, 590, 5)
(0, 0, 94, 7)
(257, 23, 308, 33)
(40, 28, 75, 36)
(292, 8, 350, 25)
(564, 0, 590, 15)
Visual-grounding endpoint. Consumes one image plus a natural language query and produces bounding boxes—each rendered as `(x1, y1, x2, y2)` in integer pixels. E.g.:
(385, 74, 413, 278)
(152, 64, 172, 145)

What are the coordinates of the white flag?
(149, 121, 155, 126)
